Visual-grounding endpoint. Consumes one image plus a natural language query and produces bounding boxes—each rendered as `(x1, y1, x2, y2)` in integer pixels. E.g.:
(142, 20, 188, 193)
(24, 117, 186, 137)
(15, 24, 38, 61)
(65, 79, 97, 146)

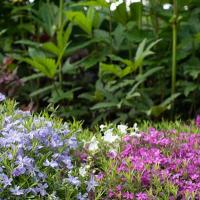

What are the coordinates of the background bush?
(1, 0, 200, 125)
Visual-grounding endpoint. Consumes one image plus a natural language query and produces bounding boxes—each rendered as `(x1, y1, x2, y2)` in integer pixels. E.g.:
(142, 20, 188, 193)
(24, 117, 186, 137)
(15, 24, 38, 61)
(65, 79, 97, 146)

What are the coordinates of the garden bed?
(0, 97, 200, 199)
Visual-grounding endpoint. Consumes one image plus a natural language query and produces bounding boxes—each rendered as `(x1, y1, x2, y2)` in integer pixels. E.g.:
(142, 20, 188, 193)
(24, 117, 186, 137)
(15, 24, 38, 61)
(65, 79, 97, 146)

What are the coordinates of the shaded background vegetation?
(1, 0, 200, 126)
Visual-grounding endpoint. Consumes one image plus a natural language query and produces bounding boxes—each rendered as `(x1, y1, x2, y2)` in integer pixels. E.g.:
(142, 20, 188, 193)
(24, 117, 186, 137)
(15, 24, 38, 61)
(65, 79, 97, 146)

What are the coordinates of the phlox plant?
(96, 122, 200, 199)
(1, 95, 200, 200)
(0, 98, 99, 199)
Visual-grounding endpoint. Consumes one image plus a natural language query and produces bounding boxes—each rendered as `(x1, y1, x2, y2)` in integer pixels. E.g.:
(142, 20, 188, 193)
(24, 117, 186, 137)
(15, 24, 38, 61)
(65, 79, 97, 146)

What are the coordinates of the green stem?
(149, 0, 159, 37)
(58, 0, 64, 87)
(109, 9, 113, 55)
(138, 0, 143, 76)
(58, 0, 64, 30)
(171, 0, 177, 117)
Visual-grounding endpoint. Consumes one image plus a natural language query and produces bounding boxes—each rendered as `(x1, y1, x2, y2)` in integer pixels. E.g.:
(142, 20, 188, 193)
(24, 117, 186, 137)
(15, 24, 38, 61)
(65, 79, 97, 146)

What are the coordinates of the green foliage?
(1, 0, 200, 125)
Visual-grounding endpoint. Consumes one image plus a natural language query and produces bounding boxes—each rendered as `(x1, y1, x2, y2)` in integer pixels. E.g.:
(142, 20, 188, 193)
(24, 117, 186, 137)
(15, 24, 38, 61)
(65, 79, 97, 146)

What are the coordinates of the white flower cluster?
(87, 123, 141, 152)
(106, 0, 141, 12)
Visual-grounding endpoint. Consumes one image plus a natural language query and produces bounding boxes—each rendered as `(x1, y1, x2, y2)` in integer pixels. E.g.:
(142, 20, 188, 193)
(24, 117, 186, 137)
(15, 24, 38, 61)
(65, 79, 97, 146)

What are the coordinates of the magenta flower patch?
(195, 115, 200, 128)
(102, 128, 200, 199)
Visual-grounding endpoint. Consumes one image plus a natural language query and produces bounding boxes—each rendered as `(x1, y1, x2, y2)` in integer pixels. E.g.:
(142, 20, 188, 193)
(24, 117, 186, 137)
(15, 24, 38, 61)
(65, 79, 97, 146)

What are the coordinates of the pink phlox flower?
(122, 191, 134, 200)
(195, 115, 200, 128)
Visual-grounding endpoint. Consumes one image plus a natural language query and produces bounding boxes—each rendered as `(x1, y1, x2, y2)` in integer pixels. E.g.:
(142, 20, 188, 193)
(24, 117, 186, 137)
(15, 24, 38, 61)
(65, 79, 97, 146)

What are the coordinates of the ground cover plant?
(0, 96, 200, 199)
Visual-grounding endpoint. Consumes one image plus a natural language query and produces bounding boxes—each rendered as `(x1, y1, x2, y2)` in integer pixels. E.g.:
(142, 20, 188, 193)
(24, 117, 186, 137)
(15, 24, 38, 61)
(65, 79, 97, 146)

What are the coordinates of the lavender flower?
(77, 192, 88, 200)
(0, 93, 6, 102)
(35, 183, 48, 196)
(10, 185, 24, 196)
(12, 166, 26, 177)
(67, 136, 78, 149)
(86, 175, 98, 192)
(66, 175, 81, 187)
(44, 159, 58, 168)
(0, 174, 12, 188)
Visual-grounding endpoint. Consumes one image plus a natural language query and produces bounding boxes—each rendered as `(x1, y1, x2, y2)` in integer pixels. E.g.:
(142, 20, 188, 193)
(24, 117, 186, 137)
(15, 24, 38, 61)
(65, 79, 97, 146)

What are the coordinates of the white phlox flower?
(79, 165, 88, 177)
(117, 124, 128, 134)
(130, 123, 141, 137)
(100, 124, 107, 132)
(103, 129, 119, 143)
(88, 136, 99, 152)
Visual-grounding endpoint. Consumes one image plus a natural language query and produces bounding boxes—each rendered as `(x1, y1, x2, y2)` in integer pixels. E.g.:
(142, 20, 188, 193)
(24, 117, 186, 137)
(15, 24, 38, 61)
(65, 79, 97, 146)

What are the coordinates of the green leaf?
(130, 2, 143, 27)
(42, 42, 60, 56)
(66, 11, 92, 35)
(15, 40, 41, 48)
(113, 2, 129, 25)
(24, 57, 57, 78)
(184, 83, 198, 96)
(62, 60, 76, 74)
(28, 47, 45, 58)
(80, 50, 107, 70)
(99, 63, 122, 78)
(147, 93, 180, 117)
(127, 66, 163, 98)
(30, 85, 56, 97)
(70, 0, 108, 8)
(65, 39, 98, 56)
(135, 39, 161, 69)
(21, 73, 45, 83)
(91, 102, 117, 110)
(50, 87, 81, 103)
(57, 23, 72, 50)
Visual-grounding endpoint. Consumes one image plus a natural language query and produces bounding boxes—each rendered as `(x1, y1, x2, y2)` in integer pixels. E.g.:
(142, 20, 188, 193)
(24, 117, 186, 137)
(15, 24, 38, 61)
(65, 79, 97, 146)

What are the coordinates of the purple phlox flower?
(79, 152, 88, 162)
(59, 122, 70, 135)
(10, 185, 24, 196)
(24, 187, 35, 195)
(108, 189, 114, 198)
(107, 149, 117, 159)
(4, 116, 12, 124)
(15, 109, 31, 117)
(141, 172, 151, 186)
(37, 127, 52, 140)
(86, 175, 98, 192)
(67, 136, 78, 149)
(122, 191, 134, 200)
(4, 130, 24, 144)
(66, 175, 81, 187)
(190, 174, 199, 180)
(116, 185, 122, 192)
(117, 160, 128, 172)
(50, 134, 63, 148)
(77, 192, 88, 200)
(62, 155, 73, 169)
(0, 93, 6, 102)
(5, 152, 13, 160)
(12, 166, 26, 177)
(136, 192, 148, 200)
(5, 119, 22, 129)
(0, 173, 12, 188)
(14, 155, 34, 174)
(195, 115, 200, 128)
(53, 152, 73, 169)
(43, 159, 58, 168)
(15, 155, 34, 168)
(35, 171, 47, 181)
(35, 183, 48, 196)
(95, 172, 104, 181)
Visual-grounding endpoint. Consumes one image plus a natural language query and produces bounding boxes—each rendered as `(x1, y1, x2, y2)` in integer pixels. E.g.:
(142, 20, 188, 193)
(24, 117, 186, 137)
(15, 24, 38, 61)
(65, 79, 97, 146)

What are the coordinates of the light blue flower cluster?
(0, 102, 98, 199)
